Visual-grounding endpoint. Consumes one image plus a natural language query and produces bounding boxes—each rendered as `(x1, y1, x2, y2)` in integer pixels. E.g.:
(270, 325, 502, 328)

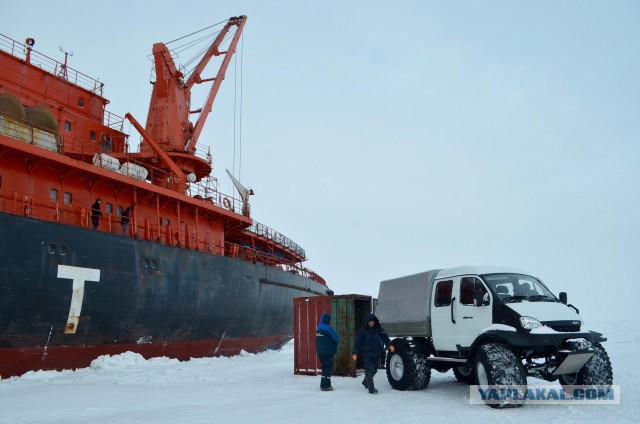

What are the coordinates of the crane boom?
(186, 15, 246, 152)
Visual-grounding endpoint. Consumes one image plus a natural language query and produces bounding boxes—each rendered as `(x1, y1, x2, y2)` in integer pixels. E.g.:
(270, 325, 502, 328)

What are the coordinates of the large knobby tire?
(474, 343, 527, 409)
(386, 343, 431, 391)
(453, 364, 476, 384)
(559, 343, 613, 391)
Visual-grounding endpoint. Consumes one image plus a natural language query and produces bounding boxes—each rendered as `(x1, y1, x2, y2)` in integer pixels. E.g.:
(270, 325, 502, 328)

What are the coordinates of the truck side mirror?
(559, 292, 567, 304)
(474, 289, 489, 307)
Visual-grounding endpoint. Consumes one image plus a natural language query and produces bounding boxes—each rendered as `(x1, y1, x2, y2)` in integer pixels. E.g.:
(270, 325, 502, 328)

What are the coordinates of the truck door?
(455, 276, 493, 348)
(431, 279, 458, 352)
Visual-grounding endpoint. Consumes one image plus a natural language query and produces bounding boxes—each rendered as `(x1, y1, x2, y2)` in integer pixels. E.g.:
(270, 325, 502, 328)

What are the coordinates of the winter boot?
(366, 376, 378, 394)
(361, 377, 368, 389)
(320, 376, 333, 391)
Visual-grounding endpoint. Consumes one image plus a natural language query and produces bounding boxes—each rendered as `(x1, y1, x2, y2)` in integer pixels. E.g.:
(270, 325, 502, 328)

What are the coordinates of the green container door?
(294, 294, 372, 377)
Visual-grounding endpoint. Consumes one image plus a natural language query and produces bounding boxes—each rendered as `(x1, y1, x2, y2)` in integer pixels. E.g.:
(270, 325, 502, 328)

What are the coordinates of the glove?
(389, 345, 395, 353)
(352, 354, 357, 361)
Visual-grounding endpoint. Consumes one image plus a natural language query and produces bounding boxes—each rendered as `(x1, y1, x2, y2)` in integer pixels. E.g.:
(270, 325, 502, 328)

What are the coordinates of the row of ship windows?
(49, 188, 125, 215)
(142, 258, 158, 269)
(57, 96, 108, 143)
(49, 188, 172, 226)
(46, 243, 160, 271)
(62, 107, 112, 147)
(62, 121, 109, 143)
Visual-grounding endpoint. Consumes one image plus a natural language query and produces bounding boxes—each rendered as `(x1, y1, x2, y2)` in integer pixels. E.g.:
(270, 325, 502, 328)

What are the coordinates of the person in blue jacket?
(352, 313, 394, 394)
(315, 312, 340, 391)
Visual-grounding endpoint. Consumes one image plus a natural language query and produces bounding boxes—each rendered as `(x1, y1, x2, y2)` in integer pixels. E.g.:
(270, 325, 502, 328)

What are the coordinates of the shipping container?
(294, 294, 372, 377)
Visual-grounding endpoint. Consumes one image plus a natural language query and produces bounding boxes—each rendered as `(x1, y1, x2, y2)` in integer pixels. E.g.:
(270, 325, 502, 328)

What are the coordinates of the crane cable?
(233, 31, 244, 181)
(165, 20, 227, 45)
(239, 32, 244, 180)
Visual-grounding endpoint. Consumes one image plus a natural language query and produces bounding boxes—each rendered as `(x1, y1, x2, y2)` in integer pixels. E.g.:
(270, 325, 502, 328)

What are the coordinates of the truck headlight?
(520, 316, 542, 330)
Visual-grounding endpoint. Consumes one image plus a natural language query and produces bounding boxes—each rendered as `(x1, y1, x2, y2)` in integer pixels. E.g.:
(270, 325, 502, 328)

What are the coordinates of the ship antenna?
(58, 47, 74, 80)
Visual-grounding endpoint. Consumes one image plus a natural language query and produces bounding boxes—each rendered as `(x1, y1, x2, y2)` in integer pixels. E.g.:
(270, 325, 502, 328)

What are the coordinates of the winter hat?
(320, 313, 331, 325)
(365, 314, 380, 327)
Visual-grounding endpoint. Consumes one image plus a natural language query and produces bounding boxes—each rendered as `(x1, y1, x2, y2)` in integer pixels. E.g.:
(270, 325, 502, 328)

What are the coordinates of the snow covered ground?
(1, 320, 637, 424)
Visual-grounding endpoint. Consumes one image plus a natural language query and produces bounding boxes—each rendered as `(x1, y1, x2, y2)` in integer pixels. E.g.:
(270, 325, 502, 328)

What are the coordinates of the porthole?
(47, 244, 56, 254)
(59, 246, 67, 256)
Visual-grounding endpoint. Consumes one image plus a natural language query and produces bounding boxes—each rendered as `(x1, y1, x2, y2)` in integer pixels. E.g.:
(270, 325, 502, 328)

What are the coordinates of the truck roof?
(436, 265, 527, 279)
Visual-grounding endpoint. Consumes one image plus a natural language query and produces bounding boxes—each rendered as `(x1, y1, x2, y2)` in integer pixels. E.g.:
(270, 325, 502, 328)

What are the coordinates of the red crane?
(125, 16, 247, 193)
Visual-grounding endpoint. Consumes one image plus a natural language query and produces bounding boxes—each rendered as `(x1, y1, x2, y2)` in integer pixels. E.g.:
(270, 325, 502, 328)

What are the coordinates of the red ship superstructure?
(0, 16, 329, 378)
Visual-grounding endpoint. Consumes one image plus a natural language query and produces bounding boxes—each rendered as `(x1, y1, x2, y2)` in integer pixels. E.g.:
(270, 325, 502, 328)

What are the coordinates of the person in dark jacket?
(352, 313, 394, 394)
(315, 312, 340, 391)
(90, 199, 102, 230)
(121, 206, 132, 235)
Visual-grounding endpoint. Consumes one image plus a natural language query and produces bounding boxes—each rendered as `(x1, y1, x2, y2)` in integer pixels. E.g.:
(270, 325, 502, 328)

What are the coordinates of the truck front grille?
(544, 321, 581, 332)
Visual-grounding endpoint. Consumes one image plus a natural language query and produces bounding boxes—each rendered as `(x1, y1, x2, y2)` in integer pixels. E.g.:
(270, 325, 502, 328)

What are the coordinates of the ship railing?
(187, 181, 243, 215)
(0, 34, 104, 96)
(53, 131, 214, 196)
(0, 187, 326, 286)
(59, 131, 229, 201)
(244, 221, 306, 260)
(193, 144, 213, 165)
(223, 242, 325, 285)
(104, 110, 125, 132)
(0, 112, 62, 152)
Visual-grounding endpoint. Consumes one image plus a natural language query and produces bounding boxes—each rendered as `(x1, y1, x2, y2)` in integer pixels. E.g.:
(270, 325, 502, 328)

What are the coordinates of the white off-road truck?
(376, 266, 613, 408)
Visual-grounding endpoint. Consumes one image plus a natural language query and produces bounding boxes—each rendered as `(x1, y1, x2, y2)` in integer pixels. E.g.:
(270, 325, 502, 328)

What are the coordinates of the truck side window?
(434, 280, 453, 307)
(460, 277, 475, 305)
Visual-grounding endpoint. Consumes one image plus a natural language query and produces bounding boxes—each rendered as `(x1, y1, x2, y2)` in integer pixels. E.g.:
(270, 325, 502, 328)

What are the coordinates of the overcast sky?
(3, 1, 638, 321)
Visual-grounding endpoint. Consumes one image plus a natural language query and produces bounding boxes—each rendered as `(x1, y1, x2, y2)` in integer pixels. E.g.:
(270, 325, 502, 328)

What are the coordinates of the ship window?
(64, 192, 72, 205)
(106, 203, 113, 213)
(78, 98, 84, 108)
(164, 218, 170, 227)
(117, 205, 123, 216)
(90, 131, 96, 141)
(50, 188, 58, 202)
(64, 121, 71, 132)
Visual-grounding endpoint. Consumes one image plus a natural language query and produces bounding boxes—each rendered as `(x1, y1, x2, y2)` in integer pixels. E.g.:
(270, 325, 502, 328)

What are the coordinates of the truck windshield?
(481, 273, 557, 303)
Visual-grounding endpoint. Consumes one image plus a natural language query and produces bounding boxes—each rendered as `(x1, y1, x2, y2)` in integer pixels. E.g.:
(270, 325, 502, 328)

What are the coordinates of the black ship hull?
(0, 212, 329, 378)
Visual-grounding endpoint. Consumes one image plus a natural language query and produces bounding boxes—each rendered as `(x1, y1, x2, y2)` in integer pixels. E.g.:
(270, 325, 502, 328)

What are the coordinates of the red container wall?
(293, 296, 332, 375)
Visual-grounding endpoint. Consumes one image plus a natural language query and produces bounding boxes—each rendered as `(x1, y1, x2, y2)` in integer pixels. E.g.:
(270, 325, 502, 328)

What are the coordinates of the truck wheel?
(453, 364, 475, 384)
(386, 343, 431, 391)
(559, 343, 613, 391)
(474, 343, 527, 408)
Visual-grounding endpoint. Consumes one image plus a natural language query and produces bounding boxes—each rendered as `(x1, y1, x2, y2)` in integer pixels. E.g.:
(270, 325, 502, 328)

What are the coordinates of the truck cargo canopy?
(377, 270, 441, 337)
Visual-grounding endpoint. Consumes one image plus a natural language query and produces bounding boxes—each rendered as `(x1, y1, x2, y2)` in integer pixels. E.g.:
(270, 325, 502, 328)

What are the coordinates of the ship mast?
(126, 16, 247, 194)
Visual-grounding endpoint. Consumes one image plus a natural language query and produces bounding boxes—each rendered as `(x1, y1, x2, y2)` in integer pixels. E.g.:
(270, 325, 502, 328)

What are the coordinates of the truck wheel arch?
(468, 332, 514, 362)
